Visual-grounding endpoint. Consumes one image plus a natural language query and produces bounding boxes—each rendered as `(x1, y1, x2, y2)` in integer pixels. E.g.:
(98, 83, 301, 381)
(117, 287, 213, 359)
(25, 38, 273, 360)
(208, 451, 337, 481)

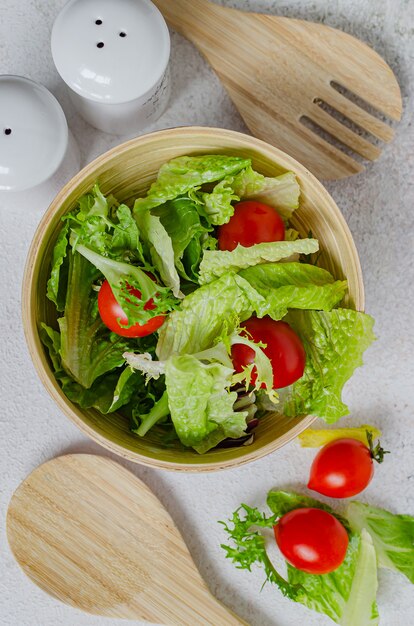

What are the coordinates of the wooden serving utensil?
(153, 0, 402, 180)
(6, 455, 246, 625)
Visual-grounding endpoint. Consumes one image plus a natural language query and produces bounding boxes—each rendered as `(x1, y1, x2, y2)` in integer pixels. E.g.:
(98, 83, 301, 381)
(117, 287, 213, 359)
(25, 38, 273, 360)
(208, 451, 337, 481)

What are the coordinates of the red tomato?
(218, 200, 285, 251)
(308, 438, 375, 498)
(231, 317, 306, 389)
(274, 508, 349, 574)
(98, 279, 164, 338)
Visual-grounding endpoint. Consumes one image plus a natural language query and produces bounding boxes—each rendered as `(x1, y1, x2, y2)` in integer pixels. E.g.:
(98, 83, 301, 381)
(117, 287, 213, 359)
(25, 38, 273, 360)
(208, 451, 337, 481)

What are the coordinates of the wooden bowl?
(22, 127, 364, 471)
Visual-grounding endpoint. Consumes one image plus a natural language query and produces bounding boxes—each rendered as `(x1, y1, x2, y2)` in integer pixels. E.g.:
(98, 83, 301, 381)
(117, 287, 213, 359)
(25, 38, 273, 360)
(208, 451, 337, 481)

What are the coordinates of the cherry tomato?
(218, 200, 285, 251)
(308, 438, 375, 498)
(274, 507, 349, 574)
(98, 279, 164, 338)
(231, 317, 306, 389)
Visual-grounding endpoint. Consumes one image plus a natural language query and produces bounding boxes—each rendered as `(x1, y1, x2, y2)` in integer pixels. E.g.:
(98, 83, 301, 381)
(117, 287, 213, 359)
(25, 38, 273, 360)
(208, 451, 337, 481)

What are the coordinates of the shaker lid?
(0, 76, 68, 192)
(51, 0, 170, 105)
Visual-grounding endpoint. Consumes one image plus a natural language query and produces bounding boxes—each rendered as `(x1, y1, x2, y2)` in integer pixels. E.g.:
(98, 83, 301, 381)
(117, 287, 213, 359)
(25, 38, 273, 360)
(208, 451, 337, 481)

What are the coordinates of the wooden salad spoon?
(6, 454, 247, 625)
(153, 0, 402, 180)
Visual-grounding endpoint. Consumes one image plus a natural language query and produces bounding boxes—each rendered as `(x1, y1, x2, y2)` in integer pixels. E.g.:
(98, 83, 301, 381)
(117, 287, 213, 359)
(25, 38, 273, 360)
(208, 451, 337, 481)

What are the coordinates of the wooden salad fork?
(153, 0, 402, 179)
(7, 455, 247, 625)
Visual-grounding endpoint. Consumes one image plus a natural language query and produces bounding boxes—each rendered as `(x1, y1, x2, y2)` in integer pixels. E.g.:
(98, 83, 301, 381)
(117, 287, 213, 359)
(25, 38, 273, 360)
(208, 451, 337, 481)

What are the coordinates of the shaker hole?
(97, 42, 105, 48)
(119, 32, 127, 37)
(4, 128, 12, 136)
(95, 19, 103, 25)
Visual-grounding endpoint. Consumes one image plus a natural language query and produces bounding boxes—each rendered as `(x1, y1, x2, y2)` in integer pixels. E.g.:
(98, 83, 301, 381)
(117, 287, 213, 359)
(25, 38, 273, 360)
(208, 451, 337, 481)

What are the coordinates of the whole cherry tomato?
(218, 200, 285, 251)
(274, 507, 349, 574)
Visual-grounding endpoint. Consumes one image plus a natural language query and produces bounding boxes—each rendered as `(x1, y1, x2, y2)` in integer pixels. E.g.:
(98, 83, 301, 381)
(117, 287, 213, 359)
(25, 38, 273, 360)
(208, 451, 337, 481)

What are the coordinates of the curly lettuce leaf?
(133, 155, 250, 213)
(76, 244, 178, 326)
(239, 263, 347, 319)
(199, 239, 319, 284)
(228, 333, 278, 404)
(123, 352, 166, 381)
(298, 425, 382, 448)
(347, 502, 414, 584)
(282, 309, 376, 422)
(165, 354, 247, 451)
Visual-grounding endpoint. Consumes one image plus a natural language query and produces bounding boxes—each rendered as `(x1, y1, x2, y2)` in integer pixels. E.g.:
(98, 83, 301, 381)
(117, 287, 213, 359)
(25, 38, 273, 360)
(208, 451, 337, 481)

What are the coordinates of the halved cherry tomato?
(308, 438, 378, 498)
(231, 317, 306, 389)
(273, 507, 349, 574)
(218, 200, 285, 251)
(98, 279, 164, 338)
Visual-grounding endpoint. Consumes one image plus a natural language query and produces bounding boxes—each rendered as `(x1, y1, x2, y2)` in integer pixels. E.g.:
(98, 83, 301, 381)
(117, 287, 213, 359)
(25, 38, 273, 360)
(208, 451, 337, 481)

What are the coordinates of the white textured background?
(1, 1, 413, 625)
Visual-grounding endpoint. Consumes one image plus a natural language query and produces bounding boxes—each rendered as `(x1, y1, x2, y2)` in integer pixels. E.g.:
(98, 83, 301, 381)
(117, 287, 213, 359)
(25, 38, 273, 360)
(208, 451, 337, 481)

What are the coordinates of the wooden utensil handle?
(153, 0, 217, 36)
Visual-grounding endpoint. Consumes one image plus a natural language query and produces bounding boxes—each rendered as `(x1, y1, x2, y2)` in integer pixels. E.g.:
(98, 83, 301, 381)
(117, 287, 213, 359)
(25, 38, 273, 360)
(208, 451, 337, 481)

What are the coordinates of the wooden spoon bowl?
(22, 126, 364, 471)
(6, 454, 246, 624)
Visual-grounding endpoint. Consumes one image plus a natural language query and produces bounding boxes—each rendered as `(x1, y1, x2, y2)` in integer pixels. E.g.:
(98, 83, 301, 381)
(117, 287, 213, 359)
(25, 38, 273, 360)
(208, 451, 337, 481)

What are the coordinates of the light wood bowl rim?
(22, 126, 364, 472)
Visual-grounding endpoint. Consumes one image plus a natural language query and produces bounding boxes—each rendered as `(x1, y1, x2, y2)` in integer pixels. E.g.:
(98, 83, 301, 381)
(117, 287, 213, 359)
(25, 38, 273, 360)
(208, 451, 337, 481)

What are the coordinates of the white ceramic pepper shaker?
(51, 0, 171, 135)
(0, 75, 77, 192)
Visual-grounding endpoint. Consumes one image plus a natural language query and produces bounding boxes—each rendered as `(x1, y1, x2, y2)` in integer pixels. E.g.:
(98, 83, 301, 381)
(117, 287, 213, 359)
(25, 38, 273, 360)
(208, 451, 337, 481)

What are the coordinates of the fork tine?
(323, 89, 394, 143)
(307, 105, 381, 161)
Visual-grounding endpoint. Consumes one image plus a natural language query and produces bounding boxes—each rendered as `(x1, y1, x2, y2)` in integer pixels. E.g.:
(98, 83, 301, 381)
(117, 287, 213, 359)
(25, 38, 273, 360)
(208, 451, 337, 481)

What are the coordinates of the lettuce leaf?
(131, 389, 170, 436)
(347, 502, 414, 584)
(165, 354, 247, 451)
(194, 176, 240, 225)
(156, 272, 268, 359)
(282, 309, 376, 422)
(287, 530, 378, 626)
(40, 323, 141, 413)
(230, 167, 300, 220)
(57, 252, 130, 388)
(46, 220, 70, 311)
(153, 196, 206, 281)
(133, 155, 250, 213)
(239, 263, 347, 319)
(134, 210, 182, 298)
(199, 239, 319, 284)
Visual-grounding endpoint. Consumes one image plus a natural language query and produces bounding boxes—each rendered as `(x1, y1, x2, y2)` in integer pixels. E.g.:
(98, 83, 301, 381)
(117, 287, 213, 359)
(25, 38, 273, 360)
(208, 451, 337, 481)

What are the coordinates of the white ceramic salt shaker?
(0, 75, 77, 192)
(51, 0, 171, 135)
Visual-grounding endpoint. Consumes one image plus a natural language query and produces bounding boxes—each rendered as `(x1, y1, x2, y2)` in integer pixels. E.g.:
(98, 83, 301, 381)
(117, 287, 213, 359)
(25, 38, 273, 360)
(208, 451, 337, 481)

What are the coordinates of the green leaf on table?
(347, 501, 414, 584)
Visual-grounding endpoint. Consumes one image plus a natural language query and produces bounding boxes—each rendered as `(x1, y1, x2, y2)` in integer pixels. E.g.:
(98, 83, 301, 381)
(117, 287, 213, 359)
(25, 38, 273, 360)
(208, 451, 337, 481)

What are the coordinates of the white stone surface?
(1, 1, 413, 625)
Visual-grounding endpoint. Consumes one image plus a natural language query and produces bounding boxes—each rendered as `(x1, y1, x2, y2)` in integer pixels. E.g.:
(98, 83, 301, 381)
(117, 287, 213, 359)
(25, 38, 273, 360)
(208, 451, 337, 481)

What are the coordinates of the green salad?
(41, 155, 375, 453)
